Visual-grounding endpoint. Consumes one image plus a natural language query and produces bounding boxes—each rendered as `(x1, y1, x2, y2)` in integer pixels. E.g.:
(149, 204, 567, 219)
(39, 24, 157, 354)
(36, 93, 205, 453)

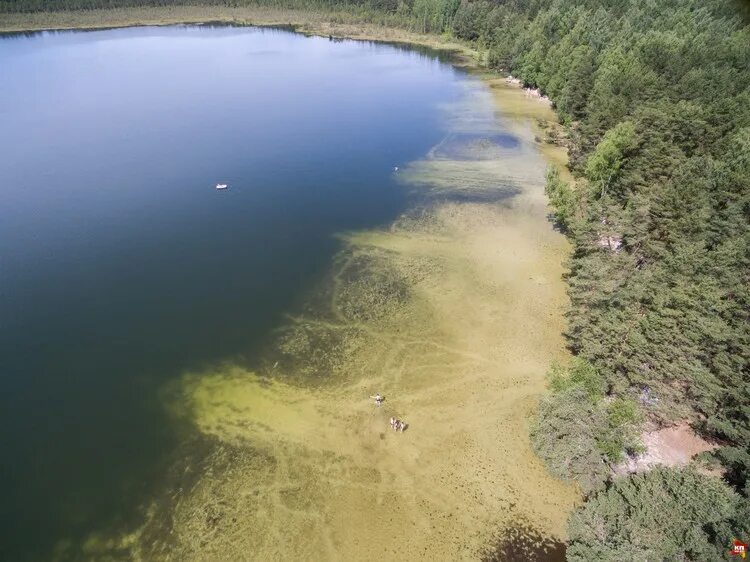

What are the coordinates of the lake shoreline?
(130, 74, 581, 557)
(1, 17, 579, 558)
(0, 6, 570, 170)
(0, 6, 477, 64)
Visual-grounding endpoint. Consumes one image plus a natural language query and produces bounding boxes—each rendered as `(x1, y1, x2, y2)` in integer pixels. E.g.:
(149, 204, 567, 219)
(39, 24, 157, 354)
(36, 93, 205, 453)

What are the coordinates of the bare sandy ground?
(615, 423, 719, 476)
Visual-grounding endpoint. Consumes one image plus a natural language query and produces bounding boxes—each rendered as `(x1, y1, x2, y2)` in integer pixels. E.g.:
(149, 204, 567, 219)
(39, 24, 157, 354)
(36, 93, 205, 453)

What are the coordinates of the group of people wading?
(370, 393, 408, 433)
(389, 417, 407, 432)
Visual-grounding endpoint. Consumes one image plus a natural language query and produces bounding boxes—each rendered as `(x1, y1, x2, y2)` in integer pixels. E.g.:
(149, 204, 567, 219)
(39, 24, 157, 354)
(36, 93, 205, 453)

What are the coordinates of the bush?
(598, 397, 643, 459)
(548, 357, 605, 400)
(531, 387, 610, 493)
(532, 360, 643, 492)
(567, 468, 743, 562)
(544, 167, 576, 230)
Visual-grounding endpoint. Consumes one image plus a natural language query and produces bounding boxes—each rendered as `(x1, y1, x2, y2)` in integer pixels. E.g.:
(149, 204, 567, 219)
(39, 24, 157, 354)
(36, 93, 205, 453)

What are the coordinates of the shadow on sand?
(482, 524, 567, 562)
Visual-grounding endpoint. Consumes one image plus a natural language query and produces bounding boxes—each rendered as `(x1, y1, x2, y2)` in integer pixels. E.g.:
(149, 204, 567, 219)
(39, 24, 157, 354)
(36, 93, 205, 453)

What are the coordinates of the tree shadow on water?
(482, 524, 567, 562)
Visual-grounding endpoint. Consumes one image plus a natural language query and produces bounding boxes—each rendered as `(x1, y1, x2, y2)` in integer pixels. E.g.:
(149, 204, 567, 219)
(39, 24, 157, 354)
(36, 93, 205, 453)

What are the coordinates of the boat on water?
(215, 183, 228, 190)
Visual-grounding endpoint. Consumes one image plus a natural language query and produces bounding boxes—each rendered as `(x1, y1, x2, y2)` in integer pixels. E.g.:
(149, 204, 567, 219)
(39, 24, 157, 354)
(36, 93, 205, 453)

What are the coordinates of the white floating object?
(393, 166, 399, 172)
(215, 183, 228, 190)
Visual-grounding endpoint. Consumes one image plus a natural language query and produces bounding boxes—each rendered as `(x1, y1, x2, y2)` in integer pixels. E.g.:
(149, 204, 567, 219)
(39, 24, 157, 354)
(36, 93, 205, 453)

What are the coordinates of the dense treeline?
(567, 467, 749, 561)
(475, 0, 750, 554)
(4, 0, 749, 556)
(1, 0, 404, 15)
(0, 0, 203, 12)
(481, 0, 750, 496)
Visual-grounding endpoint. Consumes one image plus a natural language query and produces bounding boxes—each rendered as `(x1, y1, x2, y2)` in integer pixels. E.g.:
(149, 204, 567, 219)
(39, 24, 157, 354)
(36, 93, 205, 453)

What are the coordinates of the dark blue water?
(0, 25, 465, 560)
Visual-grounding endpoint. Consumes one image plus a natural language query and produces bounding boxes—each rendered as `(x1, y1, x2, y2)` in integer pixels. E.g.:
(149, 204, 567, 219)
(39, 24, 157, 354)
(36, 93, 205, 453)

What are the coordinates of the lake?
(0, 24, 577, 561)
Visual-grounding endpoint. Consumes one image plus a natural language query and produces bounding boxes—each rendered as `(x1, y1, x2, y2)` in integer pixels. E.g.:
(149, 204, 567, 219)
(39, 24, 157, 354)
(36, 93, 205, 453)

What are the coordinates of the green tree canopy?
(567, 468, 746, 562)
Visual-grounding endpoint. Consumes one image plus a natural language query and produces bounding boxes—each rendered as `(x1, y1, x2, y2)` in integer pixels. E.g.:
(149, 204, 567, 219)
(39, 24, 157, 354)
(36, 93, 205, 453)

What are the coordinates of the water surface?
(0, 25, 466, 560)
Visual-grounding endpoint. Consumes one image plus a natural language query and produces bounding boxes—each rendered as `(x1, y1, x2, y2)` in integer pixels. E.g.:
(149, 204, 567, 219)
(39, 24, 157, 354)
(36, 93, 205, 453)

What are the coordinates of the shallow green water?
(0, 25, 470, 560)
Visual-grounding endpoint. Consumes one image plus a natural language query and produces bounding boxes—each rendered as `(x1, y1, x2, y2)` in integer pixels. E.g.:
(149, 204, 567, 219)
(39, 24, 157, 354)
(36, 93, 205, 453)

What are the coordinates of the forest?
(3, 0, 749, 558)
(476, 3, 750, 557)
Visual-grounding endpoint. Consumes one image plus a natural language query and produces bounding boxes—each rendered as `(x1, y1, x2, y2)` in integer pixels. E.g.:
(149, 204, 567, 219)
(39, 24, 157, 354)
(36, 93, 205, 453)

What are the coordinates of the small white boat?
(215, 183, 228, 190)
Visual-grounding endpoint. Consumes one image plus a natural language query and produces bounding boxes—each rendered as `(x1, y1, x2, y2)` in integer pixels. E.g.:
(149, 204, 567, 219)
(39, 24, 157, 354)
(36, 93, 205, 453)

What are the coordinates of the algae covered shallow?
(0, 24, 576, 561)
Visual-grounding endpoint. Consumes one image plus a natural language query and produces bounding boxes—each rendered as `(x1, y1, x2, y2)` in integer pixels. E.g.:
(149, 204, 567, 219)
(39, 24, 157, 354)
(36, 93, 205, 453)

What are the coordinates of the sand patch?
(615, 422, 720, 476)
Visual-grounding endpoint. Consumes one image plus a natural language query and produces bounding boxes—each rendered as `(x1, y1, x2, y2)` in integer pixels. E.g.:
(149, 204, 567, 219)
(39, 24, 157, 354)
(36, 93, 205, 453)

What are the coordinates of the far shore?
(0, 6, 479, 63)
(0, 6, 570, 175)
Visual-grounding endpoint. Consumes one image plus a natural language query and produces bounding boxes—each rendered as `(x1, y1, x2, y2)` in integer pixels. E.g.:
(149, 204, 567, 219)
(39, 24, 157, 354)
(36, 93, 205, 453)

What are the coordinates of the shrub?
(531, 387, 610, 493)
(567, 468, 743, 562)
(532, 360, 643, 492)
